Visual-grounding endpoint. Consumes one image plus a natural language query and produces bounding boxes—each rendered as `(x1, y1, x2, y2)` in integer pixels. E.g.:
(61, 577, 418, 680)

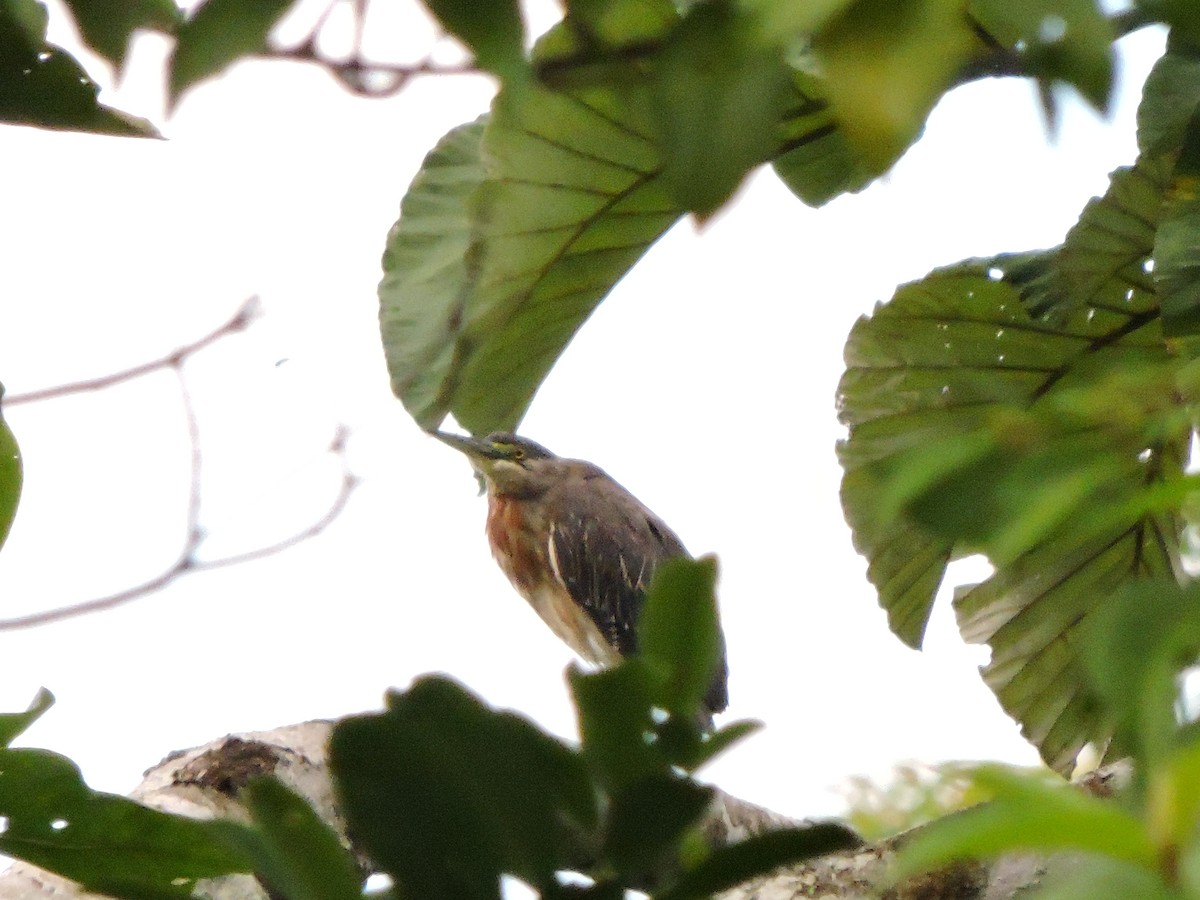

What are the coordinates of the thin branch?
(0, 301, 359, 631)
(0, 422, 357, 632)
(192, 427, 358, 573)
(258, 42, 478, 97)
(5, 298, 258, 406)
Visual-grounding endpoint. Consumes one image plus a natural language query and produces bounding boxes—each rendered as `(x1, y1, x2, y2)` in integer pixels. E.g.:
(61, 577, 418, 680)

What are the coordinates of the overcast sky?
(0, 2, 1169, 827)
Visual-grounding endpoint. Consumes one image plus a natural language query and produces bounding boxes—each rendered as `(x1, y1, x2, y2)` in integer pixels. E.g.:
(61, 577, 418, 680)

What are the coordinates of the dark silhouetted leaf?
(0, 688, 53, 748)
(570, 662, 665, 792)
(0, 2, 158, 136)
(0, 747, 252, 897)
(330, 677, 597, 900)
(601, 774, 711, 880)
(422, 0, 525, 78)
(233, 778, 362, 900)
(169, 0, 298, 105)
(61, 0, 181, 68)
(637, 557, 722, 720)
(658, 823, 861, 900)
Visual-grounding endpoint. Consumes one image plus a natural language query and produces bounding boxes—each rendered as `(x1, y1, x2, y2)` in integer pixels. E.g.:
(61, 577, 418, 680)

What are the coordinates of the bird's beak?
(431, 430, 503, 461)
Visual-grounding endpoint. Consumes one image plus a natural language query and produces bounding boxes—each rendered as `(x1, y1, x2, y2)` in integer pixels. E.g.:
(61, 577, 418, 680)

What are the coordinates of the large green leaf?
(839, 247, 1184, 771)
(330, 677, 598, 899)
(381, 69, 862, 433)
(0, 747, 252, 897)
(0, 384, 21, 553)
(382, 79, 679, 434)
(61, 0, 182, 69)
(379, 119, 486, 430)
(0, 0, 159, 136)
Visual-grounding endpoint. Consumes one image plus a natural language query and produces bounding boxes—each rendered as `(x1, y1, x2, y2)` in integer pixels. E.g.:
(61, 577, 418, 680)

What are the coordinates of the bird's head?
(433, 431, 558, 497)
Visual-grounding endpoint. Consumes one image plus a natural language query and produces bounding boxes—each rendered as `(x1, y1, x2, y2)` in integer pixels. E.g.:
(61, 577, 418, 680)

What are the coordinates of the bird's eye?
(512, 447, 526, 460)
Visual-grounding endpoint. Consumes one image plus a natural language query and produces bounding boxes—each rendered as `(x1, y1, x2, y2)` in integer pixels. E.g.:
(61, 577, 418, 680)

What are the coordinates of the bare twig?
(259, 43, 478, 97)
(0, 302, 359, 631)
(5, 298, 259, 406)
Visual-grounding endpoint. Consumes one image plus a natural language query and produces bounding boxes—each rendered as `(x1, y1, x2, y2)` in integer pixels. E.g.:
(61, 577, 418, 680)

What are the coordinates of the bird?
(434, 430, 728, 718)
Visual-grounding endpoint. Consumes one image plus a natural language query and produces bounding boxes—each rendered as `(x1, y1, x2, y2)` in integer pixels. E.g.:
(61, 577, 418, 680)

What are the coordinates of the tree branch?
(0, 302, 359, 631)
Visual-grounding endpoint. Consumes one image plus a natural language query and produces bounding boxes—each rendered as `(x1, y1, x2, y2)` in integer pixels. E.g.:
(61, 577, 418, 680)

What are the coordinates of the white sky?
(0, 2, 1168, 826)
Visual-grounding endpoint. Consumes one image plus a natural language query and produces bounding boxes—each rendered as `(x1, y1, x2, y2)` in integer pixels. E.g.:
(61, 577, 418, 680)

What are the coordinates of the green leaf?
(647, 2, 792, 217)
(169, 0, 298, 105)
(0, 747, 252, 897)
(61, 0, 182, 68)
(0, 3, 159, 136)
(1137, 49, 1200, 159)
(839, 259, 1183, 772)
(570, 662, 666, 792)
(1080, 580, 1200, 768)
(771, 71, 869, 207)
(330, 677, 598, 900)
(421, 0, 525, 78)
(891, 765, 1157, 883)
(380, 118, 487, 430)
(563, 0, 677, 47)
(1156, 110, 1200, 337)
(383, 79, 678, 434)
(637, 557, 722, 720)
(1059, 156, 1169, 314)
(1034, 857, 1176, 900)
(657, 823, 861, 900)
(232, 778, 362, 900)
(970, 0, 1115, 112)
(381, 45, 868, 432)
(0, 688, 53, 747)
(601, 774, 712, 880)
(0, 386, 22, 553)
(677, 718, 763, 772)
(811, 0, 978, 173)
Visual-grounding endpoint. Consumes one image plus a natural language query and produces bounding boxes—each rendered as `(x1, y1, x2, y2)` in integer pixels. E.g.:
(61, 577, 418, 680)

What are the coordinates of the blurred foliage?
(892, 580, 1200, 899)
(0, 561, 858, 898)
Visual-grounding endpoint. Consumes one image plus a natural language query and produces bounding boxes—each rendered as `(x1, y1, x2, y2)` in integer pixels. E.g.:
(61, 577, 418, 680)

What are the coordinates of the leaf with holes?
(0, 748, 252, 896)
(839, 251, 1184, 772)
